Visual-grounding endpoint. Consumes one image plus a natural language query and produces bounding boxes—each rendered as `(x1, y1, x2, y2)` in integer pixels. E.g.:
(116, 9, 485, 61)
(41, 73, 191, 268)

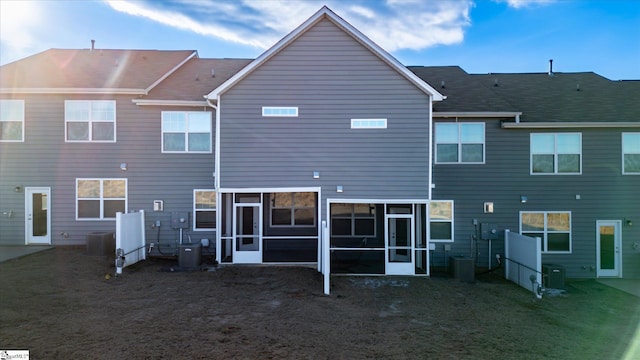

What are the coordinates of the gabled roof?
(137, 58, 253, 104)
(0, 49, 195, 94)
(207, 6, 445, 101)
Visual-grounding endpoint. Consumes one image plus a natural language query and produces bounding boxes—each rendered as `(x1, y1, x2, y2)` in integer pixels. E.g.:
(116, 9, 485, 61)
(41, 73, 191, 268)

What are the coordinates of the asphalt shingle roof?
(0, 48, 195, 90)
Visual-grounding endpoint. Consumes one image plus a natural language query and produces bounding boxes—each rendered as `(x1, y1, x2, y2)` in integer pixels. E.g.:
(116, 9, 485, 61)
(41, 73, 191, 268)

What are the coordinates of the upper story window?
(429, 201, 453, 242)
(435, 123, 485, 163)
(520, 211, 571, 254)
(194, 190, 216, 231)
(0, 99, 24, 142)
(65, 100, 116, 142)
(270, 192, 316, 227)
(162, 111, 212, 153)
(622, 132, 640, 174)
(351, 119, 387, 129)
(76, 178, 127, 220)
(262, 107, 298, 117)
(531, 133, 581, 174)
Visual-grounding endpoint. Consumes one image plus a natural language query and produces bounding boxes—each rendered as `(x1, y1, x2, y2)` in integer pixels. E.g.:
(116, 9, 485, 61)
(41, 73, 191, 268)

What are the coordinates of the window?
(194, 190, 216, 230)
(65, 100, 115, 142)
(622, 132, 640, 174)
(162, 111, 212, 153)
(429, 201, 453, 241)
(270, 192, 316, 226)
(262, 107, 298, 117)
(520, 211, 571, 253)
(531, 133, 581, 174)
(351, 119, 387, 129)
(331, 203, 376, 237)
(435, 123, 484, 163)
(76, 179, 127, 220)
(0, 99, 25, 142)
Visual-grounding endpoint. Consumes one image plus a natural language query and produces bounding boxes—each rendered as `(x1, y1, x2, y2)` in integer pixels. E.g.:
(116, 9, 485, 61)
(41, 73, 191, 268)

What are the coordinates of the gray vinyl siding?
(219, 19, 432, 212)
(432, 120, 640, 279)
(0, 94, 216, 248)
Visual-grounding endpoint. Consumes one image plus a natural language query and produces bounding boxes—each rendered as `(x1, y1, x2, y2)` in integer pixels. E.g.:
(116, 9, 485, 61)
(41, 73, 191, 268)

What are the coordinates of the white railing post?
(322, 220, 330, 295)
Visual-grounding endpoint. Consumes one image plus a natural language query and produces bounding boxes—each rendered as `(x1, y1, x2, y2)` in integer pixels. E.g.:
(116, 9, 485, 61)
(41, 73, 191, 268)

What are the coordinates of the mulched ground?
(1, 247, 638, 359)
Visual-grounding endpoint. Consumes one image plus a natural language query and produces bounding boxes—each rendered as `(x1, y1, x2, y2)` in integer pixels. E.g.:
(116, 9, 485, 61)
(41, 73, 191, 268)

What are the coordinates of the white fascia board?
(502, 121, 640, 129)
(219, 187, 322, 194)
(326, 198, 430, 204)
(132, 99, 208, 107)
(144, 51, 197, 94)
(207, 6, 445, 101)
(0, 88, 146, 95)
(434, 111, 523, 119)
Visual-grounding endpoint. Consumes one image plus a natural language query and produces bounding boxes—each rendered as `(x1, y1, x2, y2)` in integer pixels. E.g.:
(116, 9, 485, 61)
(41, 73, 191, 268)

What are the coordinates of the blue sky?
(1, 0, 638, 80)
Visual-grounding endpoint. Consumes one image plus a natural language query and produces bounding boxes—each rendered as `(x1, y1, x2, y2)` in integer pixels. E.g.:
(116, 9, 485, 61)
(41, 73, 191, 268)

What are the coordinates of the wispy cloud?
(494, 0, 556, 9)
(0, 0, 44, 63)
(104, 0, 473, 52)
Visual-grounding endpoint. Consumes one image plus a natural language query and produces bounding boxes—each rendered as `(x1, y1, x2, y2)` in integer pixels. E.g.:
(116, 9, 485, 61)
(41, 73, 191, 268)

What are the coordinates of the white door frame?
(385, 213, 415, 275)
(232, 202, 262, 263)
(596, 220, 622, 278)
(25, 187, 51, 245)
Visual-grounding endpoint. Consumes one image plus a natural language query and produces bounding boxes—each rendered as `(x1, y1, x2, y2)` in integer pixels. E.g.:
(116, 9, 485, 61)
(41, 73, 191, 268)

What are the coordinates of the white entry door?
(596, 220, 622, 278)
(25, 187, 51, 245)
(233, 203, 262, 263)
(385, 214, 414, 275)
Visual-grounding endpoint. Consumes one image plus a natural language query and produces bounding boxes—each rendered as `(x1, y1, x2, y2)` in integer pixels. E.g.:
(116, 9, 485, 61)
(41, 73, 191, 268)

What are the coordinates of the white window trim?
(193, 189, 217, 231)
(435, 122, 485, 164)
(350, 118, 387, 129)
(161, 111, 212, 153)
(519, 211, 572, 254)
(622, 132, 640, 175)
(269, 192, 317, 228)
(64, 100, 116, 143)
(530, 133, 582, 175)
(75, 178, 128, 221)
(262, 106, 298, 117)
(0, 99, 25, 142)
(429, 200, 454, 242)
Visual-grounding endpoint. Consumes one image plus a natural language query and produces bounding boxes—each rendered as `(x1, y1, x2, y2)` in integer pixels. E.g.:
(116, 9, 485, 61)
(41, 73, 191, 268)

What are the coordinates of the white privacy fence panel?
(504, 229, 542, 299)
(115, 210, 146, 272)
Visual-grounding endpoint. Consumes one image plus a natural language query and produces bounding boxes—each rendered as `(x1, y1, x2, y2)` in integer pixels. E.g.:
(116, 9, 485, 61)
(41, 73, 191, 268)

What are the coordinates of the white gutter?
(132, 99, 207, 107)
(0, 88, 146, 95)
(502, 121, 639, 129)
(434, 111, 523, 119)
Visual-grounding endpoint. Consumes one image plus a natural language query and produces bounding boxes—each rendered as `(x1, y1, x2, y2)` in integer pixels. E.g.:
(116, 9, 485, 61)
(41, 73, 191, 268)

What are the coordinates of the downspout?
(206, 97, 221, 264)
(428, 94, 434, 201)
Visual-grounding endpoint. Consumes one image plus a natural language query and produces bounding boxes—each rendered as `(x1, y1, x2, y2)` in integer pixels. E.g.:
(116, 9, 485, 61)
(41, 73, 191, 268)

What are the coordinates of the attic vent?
(494, 79, 499, 87)
(91, 39, 95, 52)
(211, 68, 215, 77)
(576, 83, 580, 91)
(548, 59, 554, 76)
(440, 80, 445, 89)
(195, 73, 200, 81)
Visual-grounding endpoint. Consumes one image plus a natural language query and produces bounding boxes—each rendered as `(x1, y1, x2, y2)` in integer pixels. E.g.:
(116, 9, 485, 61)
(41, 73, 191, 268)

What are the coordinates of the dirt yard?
(1, 247, 638, 359)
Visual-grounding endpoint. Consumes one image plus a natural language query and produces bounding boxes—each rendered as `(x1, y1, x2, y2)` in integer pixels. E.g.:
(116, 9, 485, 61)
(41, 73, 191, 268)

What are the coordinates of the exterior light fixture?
(520, 195, 527, 203)
(626, 219, 633, 227)
(120, 163, 127, 171)
(313, 171, 320, 179)
(14, 186, 22, 192)
(336, 185, 343, 193)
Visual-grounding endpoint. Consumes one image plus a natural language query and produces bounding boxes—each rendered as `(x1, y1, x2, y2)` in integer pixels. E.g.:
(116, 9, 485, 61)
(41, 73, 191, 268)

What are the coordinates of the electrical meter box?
(171, 212, 190, 229)
(480, 223, 499, 240)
